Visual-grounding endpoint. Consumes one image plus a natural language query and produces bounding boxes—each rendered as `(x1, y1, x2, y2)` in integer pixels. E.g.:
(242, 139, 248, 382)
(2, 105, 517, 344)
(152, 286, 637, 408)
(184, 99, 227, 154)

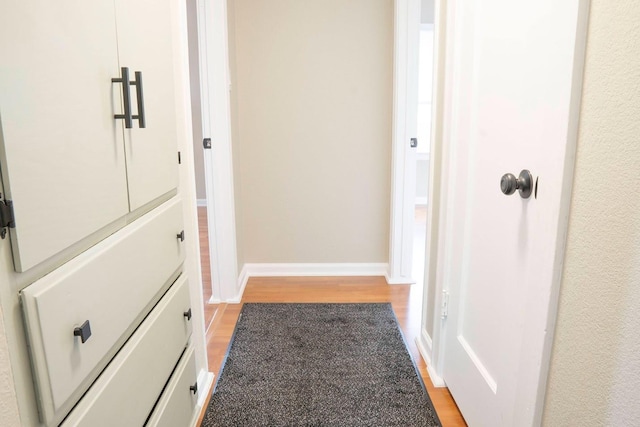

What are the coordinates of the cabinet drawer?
(21, 197, 185, 426)
(61, 275, 193, 427)
(146, 345, 198, 427)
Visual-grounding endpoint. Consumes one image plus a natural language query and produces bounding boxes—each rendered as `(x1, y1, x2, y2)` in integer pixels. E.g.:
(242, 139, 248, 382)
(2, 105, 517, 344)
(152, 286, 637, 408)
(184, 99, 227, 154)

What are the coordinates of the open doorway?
(408, 1, 435, 332)
(412, 21, 435, 286)
(185, 0, 218, 330)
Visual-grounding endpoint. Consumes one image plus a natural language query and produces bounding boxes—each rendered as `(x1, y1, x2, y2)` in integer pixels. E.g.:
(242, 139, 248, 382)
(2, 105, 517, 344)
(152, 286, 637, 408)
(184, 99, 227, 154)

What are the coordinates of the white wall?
(415, 158, 429, 202)
(229, 0, 393, 264)
(543, 1, 640, 425)
(421, 0, 434, 24)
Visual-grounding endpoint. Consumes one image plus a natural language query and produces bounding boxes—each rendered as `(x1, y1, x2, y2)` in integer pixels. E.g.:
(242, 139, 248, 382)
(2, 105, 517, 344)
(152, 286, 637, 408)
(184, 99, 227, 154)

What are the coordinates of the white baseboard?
(227, 264, 250, 303)
(196, 198, 207, 207)
(415, 197, 429, 206)
(385, 273, 416, 285)
(417, 330, 446, 387)
(193, 370, 214, 425)
(242, 263, 389, 278)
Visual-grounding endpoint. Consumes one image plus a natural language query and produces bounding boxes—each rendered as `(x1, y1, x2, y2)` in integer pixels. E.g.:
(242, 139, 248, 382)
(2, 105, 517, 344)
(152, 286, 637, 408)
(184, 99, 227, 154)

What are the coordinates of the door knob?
(500, 170, 533, 199)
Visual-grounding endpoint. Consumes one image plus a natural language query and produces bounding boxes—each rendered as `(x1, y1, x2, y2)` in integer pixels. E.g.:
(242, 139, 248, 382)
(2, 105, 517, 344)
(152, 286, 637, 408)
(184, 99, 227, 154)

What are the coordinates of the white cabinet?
(21, 198, 184, 425)
(114, 0, 179, 211)
(147, 345, 199, 427)
(0, 0, 129, 272)
(0, 0, 179, 272)
(0, 2, 200, 427)
(60, 275, 193, 427)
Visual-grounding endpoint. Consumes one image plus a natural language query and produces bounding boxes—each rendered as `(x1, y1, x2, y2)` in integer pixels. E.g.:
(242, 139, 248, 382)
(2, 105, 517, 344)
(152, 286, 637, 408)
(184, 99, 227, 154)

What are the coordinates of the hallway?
(196, 211, 465, 426)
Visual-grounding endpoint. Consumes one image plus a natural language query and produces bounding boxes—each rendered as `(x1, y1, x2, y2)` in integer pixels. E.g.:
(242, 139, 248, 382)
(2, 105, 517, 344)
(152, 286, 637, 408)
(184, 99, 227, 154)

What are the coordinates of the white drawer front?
(21, 197, 185, 426)
(146, 345, 198, 427)
(61, 275, 193, 427)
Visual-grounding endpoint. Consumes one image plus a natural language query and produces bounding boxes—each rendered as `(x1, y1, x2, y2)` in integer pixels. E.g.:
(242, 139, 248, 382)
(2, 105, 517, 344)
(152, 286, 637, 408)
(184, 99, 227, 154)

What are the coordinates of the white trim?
(385, 273, 415, 285)
(196, 0, 239, 302)
(424, 0, 450, 390)
(416, 331, 446, 387)
(226, 264, 250, 304)
(415, 197, 429, 206)
(243, 263, 389, 278)
(195, 370, 214, 411)
(191, 370, 214, 426)
(530, 3, 591, 424)
(416, 152, 431, 162)
(388, 0, 421, 286)
(196, 198, 207, 207)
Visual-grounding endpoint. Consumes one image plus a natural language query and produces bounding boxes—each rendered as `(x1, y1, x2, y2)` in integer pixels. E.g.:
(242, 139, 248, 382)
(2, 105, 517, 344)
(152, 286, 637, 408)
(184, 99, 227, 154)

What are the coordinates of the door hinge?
(203, 138, 212, 149)
(0, 195, 15, 240)
(178, 151, 182, 164)
(441, 290, 449, 320)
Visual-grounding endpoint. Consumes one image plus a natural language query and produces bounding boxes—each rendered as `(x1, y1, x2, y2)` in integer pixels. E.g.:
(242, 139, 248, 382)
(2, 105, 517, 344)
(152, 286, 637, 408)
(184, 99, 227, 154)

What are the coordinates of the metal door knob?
(500, 170, 533, 199)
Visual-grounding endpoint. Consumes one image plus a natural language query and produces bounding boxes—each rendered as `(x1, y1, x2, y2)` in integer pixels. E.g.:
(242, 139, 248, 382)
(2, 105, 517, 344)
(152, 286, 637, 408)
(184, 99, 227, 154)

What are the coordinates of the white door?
(114, 0, 179, 211)
(439, 0, 589, 425)
(0, 0, 130, 272)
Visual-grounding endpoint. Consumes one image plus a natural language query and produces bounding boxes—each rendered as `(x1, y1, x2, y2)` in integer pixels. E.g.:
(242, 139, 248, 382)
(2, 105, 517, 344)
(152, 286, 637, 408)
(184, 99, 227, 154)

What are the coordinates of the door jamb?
(388, 0, 421, 285)
(418, 0, 448, 388)
(195, 0, 239, 303)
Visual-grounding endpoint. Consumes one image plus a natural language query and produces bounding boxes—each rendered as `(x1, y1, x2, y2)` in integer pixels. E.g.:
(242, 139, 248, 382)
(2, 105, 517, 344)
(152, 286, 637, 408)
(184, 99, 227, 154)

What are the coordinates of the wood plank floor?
(195, 209, 466, 426)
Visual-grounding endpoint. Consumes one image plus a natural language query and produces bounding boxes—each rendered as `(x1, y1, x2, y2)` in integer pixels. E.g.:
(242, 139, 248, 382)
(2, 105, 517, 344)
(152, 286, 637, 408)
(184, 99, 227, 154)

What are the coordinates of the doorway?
(408, 18, 436, 335)
(185, 0, 219, 330)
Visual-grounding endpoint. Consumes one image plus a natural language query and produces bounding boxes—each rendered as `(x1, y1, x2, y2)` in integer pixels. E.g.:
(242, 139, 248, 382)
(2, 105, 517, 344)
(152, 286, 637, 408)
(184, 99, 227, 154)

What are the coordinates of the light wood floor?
(196, 209, 466, 426)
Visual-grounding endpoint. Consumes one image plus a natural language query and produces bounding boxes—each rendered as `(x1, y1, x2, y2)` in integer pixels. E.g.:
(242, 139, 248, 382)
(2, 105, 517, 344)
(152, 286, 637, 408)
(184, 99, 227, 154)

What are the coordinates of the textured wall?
(543, 1, 640, 425)
(0, 305, 20, 426)
(229, 0, 393, 263)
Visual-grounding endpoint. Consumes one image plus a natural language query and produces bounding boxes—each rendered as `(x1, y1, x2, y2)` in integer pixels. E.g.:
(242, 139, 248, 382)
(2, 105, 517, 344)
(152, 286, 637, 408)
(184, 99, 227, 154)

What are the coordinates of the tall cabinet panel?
(0, 1, 130, 272)
(114, 0, 179, 211)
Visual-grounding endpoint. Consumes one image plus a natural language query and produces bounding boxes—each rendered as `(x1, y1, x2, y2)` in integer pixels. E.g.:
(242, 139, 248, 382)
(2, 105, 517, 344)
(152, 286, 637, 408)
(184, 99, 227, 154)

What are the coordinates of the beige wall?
(229, 0, 393, 264)
(543, 1, 640, 425)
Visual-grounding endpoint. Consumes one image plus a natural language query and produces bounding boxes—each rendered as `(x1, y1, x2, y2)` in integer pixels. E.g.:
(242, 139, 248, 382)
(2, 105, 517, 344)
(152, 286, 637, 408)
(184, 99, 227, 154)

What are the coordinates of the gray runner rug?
(201, 303, 442, 426)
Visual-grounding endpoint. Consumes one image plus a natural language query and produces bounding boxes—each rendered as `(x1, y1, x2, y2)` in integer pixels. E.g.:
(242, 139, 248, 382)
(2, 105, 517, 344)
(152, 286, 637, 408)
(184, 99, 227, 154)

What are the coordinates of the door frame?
(197, 0, 427, 293)
(388, 0, 421, 285)
(423, 0, 592, 424)
(194, 0, 240, 303)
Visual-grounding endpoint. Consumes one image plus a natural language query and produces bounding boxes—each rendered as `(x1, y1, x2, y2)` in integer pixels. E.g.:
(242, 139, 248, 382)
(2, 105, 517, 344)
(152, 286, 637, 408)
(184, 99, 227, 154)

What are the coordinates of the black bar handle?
(190, 382, 198, 395)
(132, 71, 146, 128)
(112, 67, 133, 129)
(183, 308, 192, 321)
(177, 230, 185, 242)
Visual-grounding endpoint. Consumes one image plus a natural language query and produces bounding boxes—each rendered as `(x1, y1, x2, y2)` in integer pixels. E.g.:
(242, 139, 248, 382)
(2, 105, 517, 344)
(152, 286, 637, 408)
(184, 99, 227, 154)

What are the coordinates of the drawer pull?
(183, 308, 192, 321)
(73, 320, 92, 344)
(189, 382, 198, 395)
(176, 230, 185, 242)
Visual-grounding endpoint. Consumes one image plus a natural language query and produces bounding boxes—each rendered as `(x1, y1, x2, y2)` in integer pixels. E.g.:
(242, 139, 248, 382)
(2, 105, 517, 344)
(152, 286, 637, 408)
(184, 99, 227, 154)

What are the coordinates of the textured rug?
(201, 303, 441, 426)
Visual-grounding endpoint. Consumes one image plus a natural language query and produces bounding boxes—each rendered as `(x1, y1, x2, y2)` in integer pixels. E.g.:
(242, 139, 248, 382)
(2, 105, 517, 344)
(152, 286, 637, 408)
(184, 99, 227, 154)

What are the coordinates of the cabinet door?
(0, 1, 130, 272)
(114, 0, 179, 211)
